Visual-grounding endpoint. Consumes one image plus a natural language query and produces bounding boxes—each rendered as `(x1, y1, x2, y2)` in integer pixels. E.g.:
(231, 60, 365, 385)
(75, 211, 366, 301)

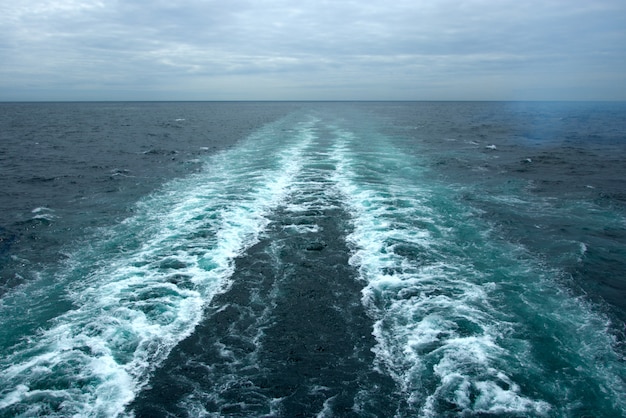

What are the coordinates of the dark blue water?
(0, 102, 625, 417)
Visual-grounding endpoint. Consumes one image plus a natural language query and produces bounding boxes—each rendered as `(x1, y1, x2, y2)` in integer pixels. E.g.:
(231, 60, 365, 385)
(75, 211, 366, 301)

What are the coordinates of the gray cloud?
(1, 0, 625, 100)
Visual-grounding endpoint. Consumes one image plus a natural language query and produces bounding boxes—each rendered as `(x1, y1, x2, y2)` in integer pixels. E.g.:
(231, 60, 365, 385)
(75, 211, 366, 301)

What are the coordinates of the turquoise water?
(0, 103, 625, 417)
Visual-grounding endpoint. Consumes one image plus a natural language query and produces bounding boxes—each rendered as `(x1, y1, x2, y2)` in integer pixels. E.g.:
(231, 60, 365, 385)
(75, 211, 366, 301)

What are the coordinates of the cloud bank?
(1, 0, 625, 100)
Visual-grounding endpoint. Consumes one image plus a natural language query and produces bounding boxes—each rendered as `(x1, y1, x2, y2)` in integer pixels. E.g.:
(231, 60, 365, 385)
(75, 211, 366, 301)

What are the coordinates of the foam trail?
(0, 117, 316, 417)
(330, 124, 626, 417)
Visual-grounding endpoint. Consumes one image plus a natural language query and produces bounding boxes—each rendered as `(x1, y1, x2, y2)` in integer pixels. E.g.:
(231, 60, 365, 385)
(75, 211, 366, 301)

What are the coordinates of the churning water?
(0, 102, 625, 417)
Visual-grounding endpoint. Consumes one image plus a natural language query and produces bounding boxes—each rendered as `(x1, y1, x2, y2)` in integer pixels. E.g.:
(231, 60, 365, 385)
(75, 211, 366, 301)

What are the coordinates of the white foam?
(0, 116, 317, 416)
(31, 207, 57, 221)
(31, 207, 53, 214)
(282, 224, 320, 234)
(32, 213, 57, 221)
(330, 126, 557, 415)
(0, 384, 29, 409)
(315, 394, 338, 418)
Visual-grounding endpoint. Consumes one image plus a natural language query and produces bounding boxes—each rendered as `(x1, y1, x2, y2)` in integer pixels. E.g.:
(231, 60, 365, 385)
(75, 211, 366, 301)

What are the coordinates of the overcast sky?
(1, 0, 625, 101)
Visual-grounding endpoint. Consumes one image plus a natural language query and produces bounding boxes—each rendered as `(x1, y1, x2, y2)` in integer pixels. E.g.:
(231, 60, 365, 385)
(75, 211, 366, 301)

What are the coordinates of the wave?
(1, 110, 625, 417)
(0, 116, 317, 417)
(330, 123, 626, 417)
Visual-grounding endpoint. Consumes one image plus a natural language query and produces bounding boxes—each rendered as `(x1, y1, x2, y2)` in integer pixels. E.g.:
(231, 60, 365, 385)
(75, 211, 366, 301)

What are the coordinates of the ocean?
(0, 101, 625, 417)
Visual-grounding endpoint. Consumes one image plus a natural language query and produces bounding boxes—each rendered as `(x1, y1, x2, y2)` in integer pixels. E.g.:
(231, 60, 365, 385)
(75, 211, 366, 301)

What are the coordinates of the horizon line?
(2, 99, 625, 103)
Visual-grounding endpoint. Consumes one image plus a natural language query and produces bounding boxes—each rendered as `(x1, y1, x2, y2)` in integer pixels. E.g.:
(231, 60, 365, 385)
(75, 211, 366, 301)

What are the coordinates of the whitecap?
(328, 123, 617, 416)
(31, 207, 53, 214)
(0, 115, 319, 417)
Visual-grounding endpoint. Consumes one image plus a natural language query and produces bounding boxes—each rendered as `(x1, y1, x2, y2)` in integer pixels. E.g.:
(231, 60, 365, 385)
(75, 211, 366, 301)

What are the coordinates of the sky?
(1, 0, 625, 101)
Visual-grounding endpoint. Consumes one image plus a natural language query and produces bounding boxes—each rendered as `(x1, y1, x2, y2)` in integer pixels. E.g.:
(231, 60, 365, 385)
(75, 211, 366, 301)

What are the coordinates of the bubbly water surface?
(0, 102, 625, 417)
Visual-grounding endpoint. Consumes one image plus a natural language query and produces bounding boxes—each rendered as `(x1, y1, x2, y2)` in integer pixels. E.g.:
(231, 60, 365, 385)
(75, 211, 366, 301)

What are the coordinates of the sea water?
(0, 102, 625, 417)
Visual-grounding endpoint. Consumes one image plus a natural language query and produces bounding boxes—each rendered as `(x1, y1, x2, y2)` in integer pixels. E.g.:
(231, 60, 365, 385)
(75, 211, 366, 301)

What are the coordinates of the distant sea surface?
(0, 101, 625, 417)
